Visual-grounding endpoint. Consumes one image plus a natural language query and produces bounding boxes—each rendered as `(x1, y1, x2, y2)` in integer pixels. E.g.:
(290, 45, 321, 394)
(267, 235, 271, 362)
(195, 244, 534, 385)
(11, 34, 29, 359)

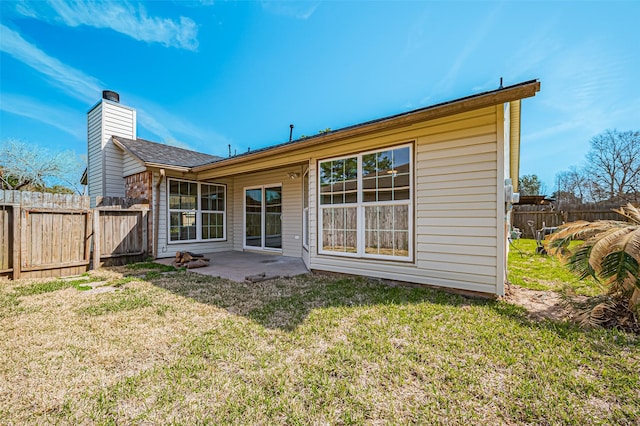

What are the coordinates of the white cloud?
(16, 0, 199, 51)
(132, 98, 231, 154)
(0, 24, 220, 149)
(0, 93, 85, 140)
(525, 39, 631, 141)
(0, 24, 101, 103)
(180, 0, 215, 7)
(504, 18, 560, 82)
(435, 5, 502, 94)
(402, 6, 433, 59)
(261, 1, 319, 20)
(522, 120, 583, 143)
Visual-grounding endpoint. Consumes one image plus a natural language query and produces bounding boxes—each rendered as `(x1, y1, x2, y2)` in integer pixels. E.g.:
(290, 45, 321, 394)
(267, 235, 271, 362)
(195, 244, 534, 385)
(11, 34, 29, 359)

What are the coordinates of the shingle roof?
(113, 137, 222, 168)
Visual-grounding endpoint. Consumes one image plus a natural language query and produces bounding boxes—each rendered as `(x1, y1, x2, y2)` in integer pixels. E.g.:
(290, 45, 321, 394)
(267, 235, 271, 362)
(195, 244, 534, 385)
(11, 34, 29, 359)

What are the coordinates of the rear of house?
(87, 80, 540, 296)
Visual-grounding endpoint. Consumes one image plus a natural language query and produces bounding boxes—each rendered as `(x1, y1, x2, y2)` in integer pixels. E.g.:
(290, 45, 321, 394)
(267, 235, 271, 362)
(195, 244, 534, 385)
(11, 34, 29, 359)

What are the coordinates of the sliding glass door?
(245, 188, 263, 248)
(244, 185, 282, 250)
(264, 186, 282, 249)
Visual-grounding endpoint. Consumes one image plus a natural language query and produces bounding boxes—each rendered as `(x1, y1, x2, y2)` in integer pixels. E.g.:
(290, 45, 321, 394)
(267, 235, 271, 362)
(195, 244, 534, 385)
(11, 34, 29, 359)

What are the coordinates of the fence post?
(85, 210, 93, 268)
(12, 206, 20, 280)
(93, 209, 101, 269)
(20, 209, 28, 277)
(142, 210, 148, 256)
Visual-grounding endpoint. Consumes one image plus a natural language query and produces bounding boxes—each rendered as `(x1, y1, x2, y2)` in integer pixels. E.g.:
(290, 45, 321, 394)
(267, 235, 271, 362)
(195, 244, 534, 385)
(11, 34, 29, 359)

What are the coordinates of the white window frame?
(167, 178, 226, 244)
(302, 168, 309, 251)
(317, 142, 413, 261)
(243, 183, 283, 252)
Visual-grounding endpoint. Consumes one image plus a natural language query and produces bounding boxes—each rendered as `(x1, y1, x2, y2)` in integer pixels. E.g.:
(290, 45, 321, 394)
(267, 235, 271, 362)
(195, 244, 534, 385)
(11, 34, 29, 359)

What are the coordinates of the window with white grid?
(168, 179, 225, 242)
(318, 143, 412, 260)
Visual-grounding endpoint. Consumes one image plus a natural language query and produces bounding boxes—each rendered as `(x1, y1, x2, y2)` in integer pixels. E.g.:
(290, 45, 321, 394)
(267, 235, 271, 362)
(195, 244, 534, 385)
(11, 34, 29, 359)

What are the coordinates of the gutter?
(144, 162, 190, 173)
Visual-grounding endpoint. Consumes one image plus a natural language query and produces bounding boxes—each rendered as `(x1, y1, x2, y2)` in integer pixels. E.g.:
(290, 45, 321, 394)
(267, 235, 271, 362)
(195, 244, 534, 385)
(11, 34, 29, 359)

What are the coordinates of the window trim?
(317, 142, 413, 261)
(243, 183, 283, 252)
(167, 178, 226, 244)
(302, 167, 309, 251)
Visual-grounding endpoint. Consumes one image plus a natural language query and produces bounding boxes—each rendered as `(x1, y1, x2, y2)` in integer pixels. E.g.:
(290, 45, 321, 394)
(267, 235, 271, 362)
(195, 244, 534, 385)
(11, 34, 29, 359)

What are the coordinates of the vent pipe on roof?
(498, 77, 503, 89)
(289, 124, 294, 142)
(102, 90, 120, 103)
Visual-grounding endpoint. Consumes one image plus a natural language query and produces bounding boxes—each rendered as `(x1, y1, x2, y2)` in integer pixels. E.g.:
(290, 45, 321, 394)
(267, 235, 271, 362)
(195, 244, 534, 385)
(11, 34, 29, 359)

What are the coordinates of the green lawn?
(0, 265, 638, 424)
(508, 238, 603, 296)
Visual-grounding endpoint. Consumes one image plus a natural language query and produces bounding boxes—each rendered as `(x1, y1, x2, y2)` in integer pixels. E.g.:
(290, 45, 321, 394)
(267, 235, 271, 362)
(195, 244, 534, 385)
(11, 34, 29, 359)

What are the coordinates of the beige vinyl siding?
(310, 257, 496, 293)
(415, 106, 499, 293)
(87, 103, 103, 205)
(195, 108, 495, 180)
(284, 168, 303, 257)
(155, 171, 234, 258)
(307, 164, 318, 260)
(192, 105, 507, 294)
(231, 165, 304, 258)
(122, 153, 145, 177)
(308, 105, 501, 294)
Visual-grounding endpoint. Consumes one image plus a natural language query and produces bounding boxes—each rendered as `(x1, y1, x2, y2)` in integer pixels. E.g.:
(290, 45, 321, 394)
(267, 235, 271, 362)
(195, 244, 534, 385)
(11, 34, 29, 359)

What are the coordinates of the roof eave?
(112, 137, 145, 165)
(192, 79, 540, 173)
(113, 136, 203, 172)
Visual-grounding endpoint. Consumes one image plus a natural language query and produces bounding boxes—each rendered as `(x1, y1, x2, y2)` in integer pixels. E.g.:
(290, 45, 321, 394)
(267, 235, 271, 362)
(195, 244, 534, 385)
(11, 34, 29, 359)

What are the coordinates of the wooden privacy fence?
(93, 197, 149, 268)
(0, 190, 149, 279)
(0, 204, 19, 278)
(512, 204, 625, 238)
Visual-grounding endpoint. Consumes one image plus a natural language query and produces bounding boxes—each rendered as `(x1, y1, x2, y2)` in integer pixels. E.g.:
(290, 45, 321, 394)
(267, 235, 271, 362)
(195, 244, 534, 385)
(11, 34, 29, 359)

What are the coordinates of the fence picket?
(1, 190, 149, 279)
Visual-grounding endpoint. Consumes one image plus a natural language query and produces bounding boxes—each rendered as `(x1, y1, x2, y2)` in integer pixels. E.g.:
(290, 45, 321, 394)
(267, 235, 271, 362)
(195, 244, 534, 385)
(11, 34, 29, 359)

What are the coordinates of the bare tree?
(585, 130, 640, 203)
(554, 166, 591, 204)
(0, 139, 85, 194)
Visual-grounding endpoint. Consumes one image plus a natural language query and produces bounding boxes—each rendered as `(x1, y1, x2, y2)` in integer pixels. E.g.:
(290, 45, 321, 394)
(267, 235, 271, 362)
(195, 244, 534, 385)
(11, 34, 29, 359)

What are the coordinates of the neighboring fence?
(512, 203, 626, 238)
(0, 190, 149, 280)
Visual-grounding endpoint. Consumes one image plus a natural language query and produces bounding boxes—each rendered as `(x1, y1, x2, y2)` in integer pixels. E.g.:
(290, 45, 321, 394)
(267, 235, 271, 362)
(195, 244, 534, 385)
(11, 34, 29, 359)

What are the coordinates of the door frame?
(243, 183, 283, 252)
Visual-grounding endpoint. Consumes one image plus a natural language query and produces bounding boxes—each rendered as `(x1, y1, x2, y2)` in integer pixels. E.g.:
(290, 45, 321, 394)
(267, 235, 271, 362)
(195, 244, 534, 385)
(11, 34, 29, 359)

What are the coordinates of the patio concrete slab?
(155, 251, 308, 282)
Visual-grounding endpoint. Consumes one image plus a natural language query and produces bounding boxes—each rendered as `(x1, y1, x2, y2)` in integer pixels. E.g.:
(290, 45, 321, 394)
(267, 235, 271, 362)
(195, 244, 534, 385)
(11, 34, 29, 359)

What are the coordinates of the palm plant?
(547, 203, 640, 326)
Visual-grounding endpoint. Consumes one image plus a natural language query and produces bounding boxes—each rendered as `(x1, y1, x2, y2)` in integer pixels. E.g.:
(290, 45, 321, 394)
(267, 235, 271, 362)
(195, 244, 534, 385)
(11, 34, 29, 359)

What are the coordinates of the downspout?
(154, 169, 165, 258)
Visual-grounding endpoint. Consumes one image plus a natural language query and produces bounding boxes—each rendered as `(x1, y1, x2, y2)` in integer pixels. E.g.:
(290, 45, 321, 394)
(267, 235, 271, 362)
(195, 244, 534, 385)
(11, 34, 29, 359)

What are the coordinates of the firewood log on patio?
(172, 251, 210, 269)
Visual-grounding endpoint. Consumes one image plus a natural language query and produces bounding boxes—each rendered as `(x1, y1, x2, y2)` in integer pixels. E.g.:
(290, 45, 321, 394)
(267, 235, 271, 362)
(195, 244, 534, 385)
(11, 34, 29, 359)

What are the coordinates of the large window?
(169, 179, 226, 242)
(318, 144, 412, 260)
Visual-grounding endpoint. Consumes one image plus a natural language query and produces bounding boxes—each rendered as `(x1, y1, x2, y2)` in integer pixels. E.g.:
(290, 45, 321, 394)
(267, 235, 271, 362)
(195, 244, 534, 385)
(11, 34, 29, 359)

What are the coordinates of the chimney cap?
(102, 90, 120, 103)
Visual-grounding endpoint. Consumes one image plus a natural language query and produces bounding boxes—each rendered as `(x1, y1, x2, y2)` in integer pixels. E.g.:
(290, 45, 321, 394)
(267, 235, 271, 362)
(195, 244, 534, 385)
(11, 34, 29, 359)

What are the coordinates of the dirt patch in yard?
(504, 284, 640, 334)
(503, 284, 587, 322)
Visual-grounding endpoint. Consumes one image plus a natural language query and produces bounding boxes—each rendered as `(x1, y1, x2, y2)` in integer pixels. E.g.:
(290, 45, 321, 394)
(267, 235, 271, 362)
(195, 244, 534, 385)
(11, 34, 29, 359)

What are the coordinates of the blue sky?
(1, 0, 638, 193)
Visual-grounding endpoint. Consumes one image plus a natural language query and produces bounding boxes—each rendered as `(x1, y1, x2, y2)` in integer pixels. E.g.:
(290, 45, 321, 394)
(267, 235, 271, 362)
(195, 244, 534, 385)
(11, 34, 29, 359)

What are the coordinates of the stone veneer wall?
(125, 171, 153, 201)
(124, 171, 154, 257)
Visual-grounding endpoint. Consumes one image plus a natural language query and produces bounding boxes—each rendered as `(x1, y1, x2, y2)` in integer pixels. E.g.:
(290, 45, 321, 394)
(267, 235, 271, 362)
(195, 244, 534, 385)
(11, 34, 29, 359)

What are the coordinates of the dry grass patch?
(0, 270, 226, 423)
(1, 266, 638, 424)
